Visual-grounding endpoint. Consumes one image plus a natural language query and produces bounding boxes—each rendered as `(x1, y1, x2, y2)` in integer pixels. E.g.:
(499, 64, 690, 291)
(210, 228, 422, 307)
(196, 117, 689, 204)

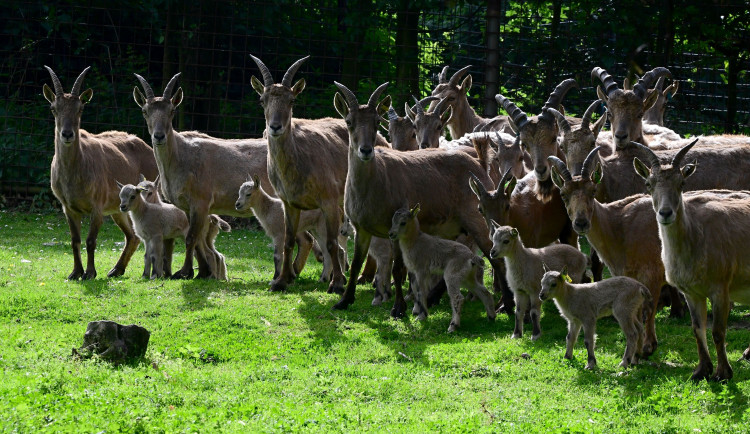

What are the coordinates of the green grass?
(1, 210, 750, 433)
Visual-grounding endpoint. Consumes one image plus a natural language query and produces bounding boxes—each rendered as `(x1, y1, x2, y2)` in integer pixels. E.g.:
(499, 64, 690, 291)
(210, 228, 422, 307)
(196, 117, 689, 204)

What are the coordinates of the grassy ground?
(1, 210, 749, 433)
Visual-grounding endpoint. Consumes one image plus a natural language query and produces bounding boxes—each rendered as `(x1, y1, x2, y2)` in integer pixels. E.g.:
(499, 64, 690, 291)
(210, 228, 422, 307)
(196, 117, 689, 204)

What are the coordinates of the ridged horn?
(412, 95, 424, 115)
(495, 94, 529, 130)
(414, 96, 439, 113)
(591, 67, 619, 98)
(134, 73, 155, 100)
(44, 65, 64, 97)
(281, 55, 309, 88)
(334, 81, 359, 108)
(163, 72, 181, 100)
(541, 78, 578, 121)
(580, 99, 602, 131)
(387, 106, 399, 121)
(654, 75, 666, 92)
(631, 142, 661, 170)
(367, 82, 389, 108)
(632, 67, 671, 99)
(70, 66, 90, 97)
(500, 166, 513, 185)
(438, 66, 449, 84)
(671, 138, 699, 167)
(433, 97, 451, 115)
(448, 65, 472, 87)
(547, 155, 573, 182)
(580, 146, 603, 180)
(249, 54, 274, 87)
(546, 107, 571, 135)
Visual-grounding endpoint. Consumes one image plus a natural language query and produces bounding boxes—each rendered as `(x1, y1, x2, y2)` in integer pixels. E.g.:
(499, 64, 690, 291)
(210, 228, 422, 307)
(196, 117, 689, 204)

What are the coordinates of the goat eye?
(551, 282, 557, 287)
(412, 132, 416, 138)
(477, 205, 484, 214)
(502, 239, 509, 244)
(400, 222, 406, 226)
(436, 125, 442, 131)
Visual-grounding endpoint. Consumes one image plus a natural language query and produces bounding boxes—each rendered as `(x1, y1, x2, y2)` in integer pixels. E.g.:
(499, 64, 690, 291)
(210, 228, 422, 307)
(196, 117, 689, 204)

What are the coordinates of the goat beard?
(535, 177, 556, 203)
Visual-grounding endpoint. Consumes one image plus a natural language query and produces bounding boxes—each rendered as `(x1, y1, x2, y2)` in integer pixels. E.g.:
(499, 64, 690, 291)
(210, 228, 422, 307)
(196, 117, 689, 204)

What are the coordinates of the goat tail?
(210, 214, 232, 232)
(640, 285, 654, 325)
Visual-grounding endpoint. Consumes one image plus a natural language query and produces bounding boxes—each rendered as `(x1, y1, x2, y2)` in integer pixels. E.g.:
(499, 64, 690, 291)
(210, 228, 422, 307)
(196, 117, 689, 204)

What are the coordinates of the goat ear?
(333, 93, 349, 119)
(468, 175, 484, 198)
(79, 88, 93, 104)
(510, 227, 519, 238)
(623, 77, 632, 90)
(561, 266, 572, 283)
(542, 262, 550, 273)
(504, 177, 517, 197)
(643, 89, 658, 111)
(440, 106, 453, 125)
(591, 162, 603, 184)
(490, 219, 501, 233)
(115, 180, 124, 189)
(592, 111, 607, 136)
(665, 80, 679, 100)
(250, 76, 265, 97)
(252, 174, 261, 186)
(596, 86, 608, 104)
(139, 173, 146, 182)
(43, 84, 56, 104)
(633, 157, 651, 180)
(377, 95, 391, 117)
(404, 102, 416, 122)
(682, 160, 697, 179)
(558, 105, 566, 116)
(171, 87, 183, 108)
(133, 86, 146, 108)
(410, 203, 421, 217)
(460, 75, 472, 94)
(154, 175, 160, 186)
(550, 165, 565, 190)
(291, 78, 306, 96)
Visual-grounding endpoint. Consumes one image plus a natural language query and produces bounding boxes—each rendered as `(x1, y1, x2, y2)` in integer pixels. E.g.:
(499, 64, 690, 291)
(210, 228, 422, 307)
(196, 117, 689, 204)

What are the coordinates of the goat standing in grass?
(44, 66, 158, 280)
(389, 205, 495, 332)
(540, 269, 651, 369)
(490, 223, 587, 340)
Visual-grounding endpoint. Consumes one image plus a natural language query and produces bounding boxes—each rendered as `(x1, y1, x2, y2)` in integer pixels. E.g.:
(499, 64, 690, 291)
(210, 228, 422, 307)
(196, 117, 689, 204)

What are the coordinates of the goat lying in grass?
(389, 205, 496, 332)
(490, 223, 586, 340)
(236, 175, 346, 283)
(540, 269, 652, 369)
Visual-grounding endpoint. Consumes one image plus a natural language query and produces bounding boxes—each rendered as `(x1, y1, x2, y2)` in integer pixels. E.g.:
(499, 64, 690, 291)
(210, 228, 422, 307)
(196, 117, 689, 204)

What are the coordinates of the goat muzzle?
(573, 218, 590, 234)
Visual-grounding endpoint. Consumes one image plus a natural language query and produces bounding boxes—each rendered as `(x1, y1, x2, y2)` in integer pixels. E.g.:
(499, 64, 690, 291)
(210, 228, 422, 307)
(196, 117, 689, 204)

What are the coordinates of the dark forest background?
(1, 0, 748, 205)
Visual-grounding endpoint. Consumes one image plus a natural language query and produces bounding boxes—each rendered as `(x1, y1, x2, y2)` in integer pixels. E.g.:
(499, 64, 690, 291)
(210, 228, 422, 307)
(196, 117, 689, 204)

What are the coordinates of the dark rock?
(73, 320, 150, 364)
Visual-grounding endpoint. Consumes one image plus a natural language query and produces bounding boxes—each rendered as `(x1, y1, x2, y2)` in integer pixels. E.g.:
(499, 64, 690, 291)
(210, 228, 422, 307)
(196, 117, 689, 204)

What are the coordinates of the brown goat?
(43, 66, 158, 280)
(332, 82, 514, 317)
(133, 72, 269, 279)
(633, 141, 750, 381)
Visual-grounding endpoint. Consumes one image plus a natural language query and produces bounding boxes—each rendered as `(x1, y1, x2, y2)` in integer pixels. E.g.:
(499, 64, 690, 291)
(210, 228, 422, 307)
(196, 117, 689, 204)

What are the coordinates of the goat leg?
(322, 205, 347, 294)
(271, 202, 301, 291)
(710, 291, 733, 381)
(64, 209, 85, 280)
(389, 240, 408, 318)
(685, 295, 713, 382)
(83, 211, 104, 280)
(334, 230, 371, 310)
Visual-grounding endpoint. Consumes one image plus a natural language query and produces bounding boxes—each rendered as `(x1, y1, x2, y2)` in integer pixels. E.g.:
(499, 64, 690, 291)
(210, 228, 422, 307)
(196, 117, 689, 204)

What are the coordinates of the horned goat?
(429, 65, 512, 138)
(134, 72, 272, 280)
(332, 82, 515, 317)
(489, 223, 587, 340)
(387, 97, 438, 151)
(633, 140, 750, 381)
(389, 205, 495, 331)
(540, 269, 652, 369)
(235, 175, 346, 283)
(43, 66, 158, 280)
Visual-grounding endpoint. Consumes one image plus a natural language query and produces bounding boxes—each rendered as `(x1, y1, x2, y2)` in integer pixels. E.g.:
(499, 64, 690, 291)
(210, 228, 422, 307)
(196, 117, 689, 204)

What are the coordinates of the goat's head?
(642, 77, 679, 126)
(550, 99, 606, 176)
(633, 139, 698, 226)
(387, 105, 418, 151)
(133, 72, 183, 146)
(429, 65, 472, 118)
(235, 174, 261, 211)
(496, 78, 578, 198)
(340, 215, 355, 238)
(592, 66, 670, 149)
(250, 55, 309, 139)
(539, 267, 568, 301)
(43, 66, 93, 146)
(469, 169, 516, 232)
(489, 223, 519, 259)
(388, 204, 419, 240)
(136, 174, 160, 204)
(405, 96, 451, 149)
(333, 82, 391, 161)
(548, 147, 602, 235)
(117, 181, 143, 212)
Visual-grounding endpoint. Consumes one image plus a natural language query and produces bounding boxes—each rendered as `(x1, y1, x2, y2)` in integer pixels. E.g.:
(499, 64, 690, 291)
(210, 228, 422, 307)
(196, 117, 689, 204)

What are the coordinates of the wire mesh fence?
(1, 0, 748, 202)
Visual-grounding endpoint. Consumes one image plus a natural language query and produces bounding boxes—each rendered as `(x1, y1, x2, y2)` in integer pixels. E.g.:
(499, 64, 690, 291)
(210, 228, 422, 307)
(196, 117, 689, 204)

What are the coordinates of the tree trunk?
(395, 1, 419, 103)
(544, 0, 562, 94)
(483, 0, 501, 116)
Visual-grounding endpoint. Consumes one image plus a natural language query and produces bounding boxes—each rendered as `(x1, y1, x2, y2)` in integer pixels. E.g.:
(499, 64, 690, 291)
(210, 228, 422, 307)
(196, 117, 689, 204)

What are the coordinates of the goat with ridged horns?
(44, 66, 158, 280)
(332, 81, 516, 317)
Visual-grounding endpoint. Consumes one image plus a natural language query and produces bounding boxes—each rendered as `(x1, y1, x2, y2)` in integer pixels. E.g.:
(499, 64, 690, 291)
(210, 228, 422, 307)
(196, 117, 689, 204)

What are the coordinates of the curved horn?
(547, 156, 573, 182)
(438, 66, 449, 84)
(631, 142, 661, 169)
(367, 82, 389, 108)
(412, 95, 424, 115)
(495, 94, 529, 130)
(249, 54, 274, 87)
(671, 138, 699, 167)
(417, 96, 439, 113)
(44, 65, 64, 97)
(500, 167, 513, 186)
(591, 67, 619, 98)
(70, 66, 91, 97)
(632, 67, 671, 99)
(433, 97, 451, 115)
(580, 146, 603, 180)
(654, 75, 666, 92)
(162, 72, 181, 99)
(541, 78, 578, 120)
(133, 73, 156, 100)
(546, 107, 571, 135)
(580, 99, 602, 131)
(448, 65, 472, 87)
(387, 106, 399, 121)
(334, 81, 359, 109)
(281, 55, 310, 88)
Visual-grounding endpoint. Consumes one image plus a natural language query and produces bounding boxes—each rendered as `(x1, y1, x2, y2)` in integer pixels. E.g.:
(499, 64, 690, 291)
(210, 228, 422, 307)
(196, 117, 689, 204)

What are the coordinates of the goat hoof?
(327, 282, 345, 295)
(511, 333, 522, 339)
(712, 366, 733, 382)
(269, 281, 287, 292)
(531, 333, 541, 341)
(106, 266, 123, 278)
(83, 270, 98, 280)
(333, 294, 354, 310)
(390, 300, 407, 319)
(67, 269, 84, 280)
(495, 302, 515, 316)
(585, 362, 597, 370)
(641, 342, 657, 358)
(447, 323, 458, 333)
(487, 313, 496, 322)
(371, 295, 383, 306)
(690, 364, 713, 382)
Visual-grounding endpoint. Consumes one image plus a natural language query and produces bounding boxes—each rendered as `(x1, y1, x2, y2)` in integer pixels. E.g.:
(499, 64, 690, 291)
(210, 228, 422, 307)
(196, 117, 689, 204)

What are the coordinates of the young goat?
(389, 205, 495, 332)
(540, 269, 652, 369)
(490, 223, 586, 340)
(235, 175, 346, 283)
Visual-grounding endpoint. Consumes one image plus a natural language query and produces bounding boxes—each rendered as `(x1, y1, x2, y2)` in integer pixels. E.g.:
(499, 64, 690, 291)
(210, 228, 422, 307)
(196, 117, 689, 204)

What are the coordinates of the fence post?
(484, 0, 501, 116)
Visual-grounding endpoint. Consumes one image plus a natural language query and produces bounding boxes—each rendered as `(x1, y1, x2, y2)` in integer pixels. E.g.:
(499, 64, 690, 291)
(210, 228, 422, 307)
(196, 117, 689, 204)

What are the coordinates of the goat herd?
(42, 55, 750, 382)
